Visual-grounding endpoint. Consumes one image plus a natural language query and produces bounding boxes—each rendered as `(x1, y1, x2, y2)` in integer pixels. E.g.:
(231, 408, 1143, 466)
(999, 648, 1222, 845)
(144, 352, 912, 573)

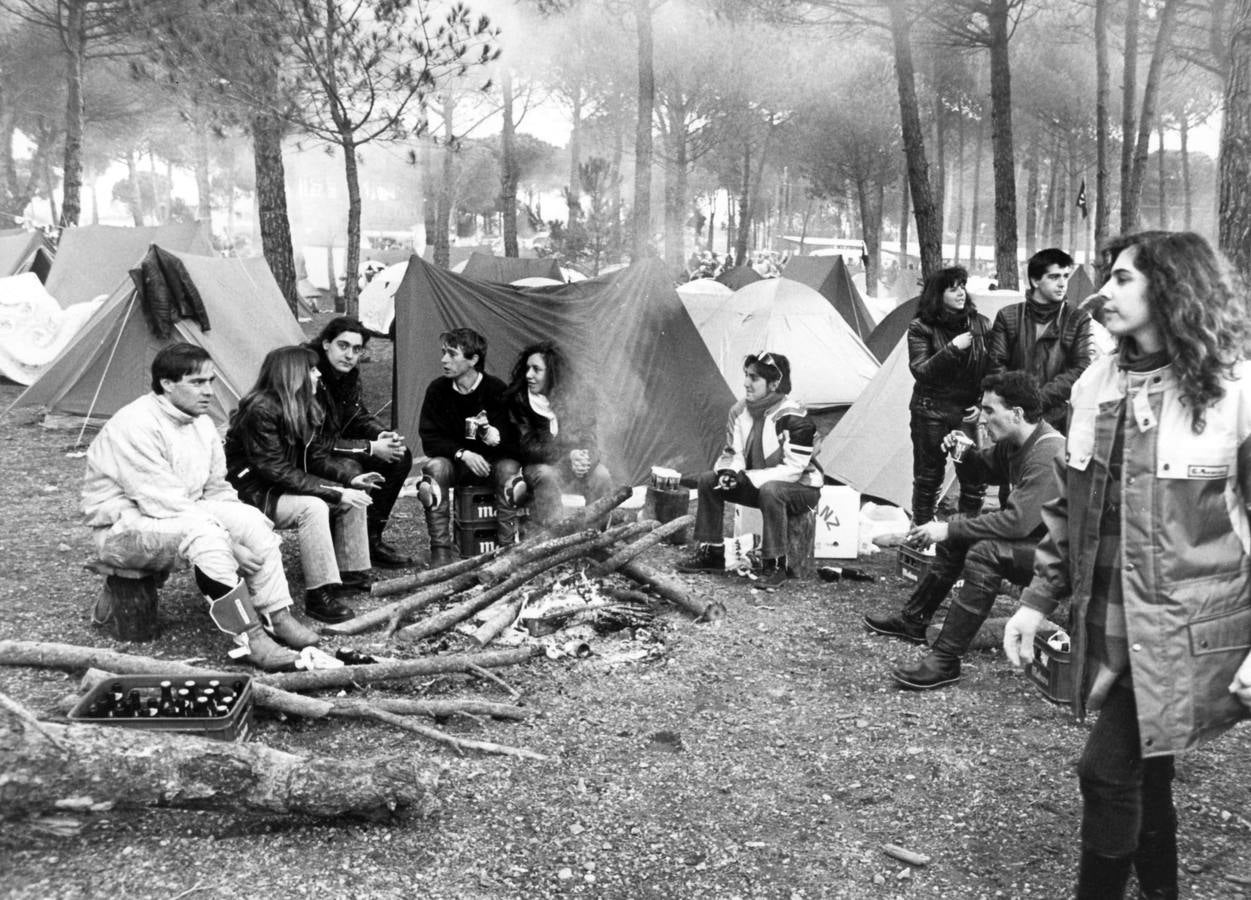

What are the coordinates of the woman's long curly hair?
(1099, 230, 1250, 433)
(237, 346, 323, 442)
(506, 340, 569, 402)
(916, 265, 976, 325)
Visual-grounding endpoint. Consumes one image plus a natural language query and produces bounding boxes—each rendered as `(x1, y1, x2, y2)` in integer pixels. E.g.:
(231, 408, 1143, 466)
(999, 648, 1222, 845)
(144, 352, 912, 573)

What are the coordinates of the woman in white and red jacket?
(676, 352, 822, 587)
(1004, 231, 1251, 899)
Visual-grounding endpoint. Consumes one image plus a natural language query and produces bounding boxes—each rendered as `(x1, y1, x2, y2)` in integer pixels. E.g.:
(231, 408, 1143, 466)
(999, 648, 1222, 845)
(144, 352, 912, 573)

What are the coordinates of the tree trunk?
(899, 166, 910, 265)
(1157, 120, 1168, 228)
(434, 99, 455, 269)
(632, 0, 654, 259)
(1052, 144, 1068, 248)
(987, 0, 1019, 289)
(1119, 0, 1140, 232)
(968, 114, 984, 268)
(125, 148, 143, 226)
(58, 0, 86, 228)
(0, 691, 439, 823)
(857, 177, 884, 296)
(1219, 0, 1251, 282)
(887, 0, 941, 278)
(568, 86, 582, 217)
(337, 134, 362, 316)
(501, 68, 519, 258)
(1067, 132, 1081, 253)
(663, 118, 688, 272)
(933, 84, 946, 234)
(1024, 137, 1039, 257)
(1094, 0, 1112, 246)
(953, 110, 966, 267)
(1181, 117, 1192, 229)
(193, 118, 212, 226)
(735, 147, 752, 266)
(1126, 0, 1181, 230)
(251, 110, 299, 314)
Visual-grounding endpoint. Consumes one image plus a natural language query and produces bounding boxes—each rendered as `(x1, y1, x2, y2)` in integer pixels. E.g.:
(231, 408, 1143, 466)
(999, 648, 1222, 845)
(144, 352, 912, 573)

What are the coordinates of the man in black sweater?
(417, 328, 519, 567)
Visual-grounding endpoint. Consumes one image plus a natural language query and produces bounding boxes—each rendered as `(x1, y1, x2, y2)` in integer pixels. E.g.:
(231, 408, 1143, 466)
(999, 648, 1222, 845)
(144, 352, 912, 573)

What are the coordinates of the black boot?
(422, 489, 456, 569)
(754, 555, 788, 588)
(1133, 828, 1178, 900)
(675, 542, 724, 574)
(864, 572, 953, 643)
(305, 586, 355, 624)
(368, 522, 413, 569)
(1077, 849, 1132, 899)
(891, 594, 989, 690)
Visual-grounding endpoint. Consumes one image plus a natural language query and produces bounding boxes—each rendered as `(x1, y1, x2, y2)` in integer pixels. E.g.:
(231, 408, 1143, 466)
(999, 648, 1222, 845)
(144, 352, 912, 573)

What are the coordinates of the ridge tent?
(1067, 262, 1097, 304)
(715, 265, 762, 290)
(819, 290, 1024, 512)
(358, 261, 409, 335)
(422, 245, 493, 271)
(865, 296, 920, 363)
(684, 277, 879, 410)
(675, 279, 733, 330)
(45, 223, 214, 307)
(392, 255, 734, 484)
(461, 252, 562, 284)
(0, 273, 102, 385)
(782, 255, 876, 341)
(0, 231, 54, 281)
(8, 247, 303, 429)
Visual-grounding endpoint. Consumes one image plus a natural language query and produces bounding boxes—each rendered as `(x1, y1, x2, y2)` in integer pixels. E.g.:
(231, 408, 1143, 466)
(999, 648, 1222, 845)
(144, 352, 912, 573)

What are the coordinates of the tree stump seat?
(86, 560, 171, 642)
(785, 509, 817, 579)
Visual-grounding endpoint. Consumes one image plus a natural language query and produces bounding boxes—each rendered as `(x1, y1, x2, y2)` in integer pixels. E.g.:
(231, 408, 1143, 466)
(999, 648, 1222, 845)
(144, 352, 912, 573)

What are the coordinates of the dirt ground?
(1, 314, 1249, 899)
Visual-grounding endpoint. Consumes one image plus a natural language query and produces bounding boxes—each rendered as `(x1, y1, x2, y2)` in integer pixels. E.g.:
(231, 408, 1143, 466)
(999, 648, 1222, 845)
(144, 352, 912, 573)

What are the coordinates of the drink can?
(949, 432, 975, 463)
(464, 416, 479, 439)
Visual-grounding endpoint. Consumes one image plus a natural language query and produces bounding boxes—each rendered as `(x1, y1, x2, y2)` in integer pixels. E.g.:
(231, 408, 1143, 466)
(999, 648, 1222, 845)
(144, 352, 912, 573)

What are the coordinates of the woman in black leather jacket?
(907, 266, 991, 524)
(225, 346, 380, 624)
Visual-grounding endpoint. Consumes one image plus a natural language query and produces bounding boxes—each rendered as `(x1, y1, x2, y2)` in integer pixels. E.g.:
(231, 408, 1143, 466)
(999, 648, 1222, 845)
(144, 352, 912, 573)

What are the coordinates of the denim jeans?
(1078, 679, 1177, 858)
(523, 459, 614, 527)
(338, 446, 413, 535)
(423, 455, 522, 546)
(910, 398, 985, 524)
(692, 471, 820, 559)
(271, 494, 370, 589)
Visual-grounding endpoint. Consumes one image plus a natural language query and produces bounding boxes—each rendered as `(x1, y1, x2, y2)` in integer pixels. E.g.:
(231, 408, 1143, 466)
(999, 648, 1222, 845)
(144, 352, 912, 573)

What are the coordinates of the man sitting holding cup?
(863, 372, 1065, 690)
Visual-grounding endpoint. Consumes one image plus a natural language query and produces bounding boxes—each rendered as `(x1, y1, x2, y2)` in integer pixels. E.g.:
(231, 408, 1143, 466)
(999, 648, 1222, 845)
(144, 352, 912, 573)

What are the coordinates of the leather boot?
(423, 490, 456, 568)
(304, 585, 355, 624)
(261, 607, 321, 649)
(864, 572, 953, 643)
(339, 569, 372, 592)
(891, 596, 988, 690)
(675, 542, 724, 574)
(754, 555, 788, 588)
(1133, 828, 1179, 900)
(368, 522, 413, 568)
(1077, 848, 1132, 899)
(200, 575, 299, 671)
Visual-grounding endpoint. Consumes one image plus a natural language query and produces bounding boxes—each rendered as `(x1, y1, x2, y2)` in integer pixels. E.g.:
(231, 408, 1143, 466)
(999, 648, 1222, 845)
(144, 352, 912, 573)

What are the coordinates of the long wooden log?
(475, 483, 635, 586)
(469, 594, 527, 647)
(591, 515, 695, 576)
(397, 520, 654, 644)
(592, 553, 726, 623)
(370, 546, 506, 598)
(324, 569, 482, 636)
(1, 691, 439, 823)
(259, 646, 541, 692)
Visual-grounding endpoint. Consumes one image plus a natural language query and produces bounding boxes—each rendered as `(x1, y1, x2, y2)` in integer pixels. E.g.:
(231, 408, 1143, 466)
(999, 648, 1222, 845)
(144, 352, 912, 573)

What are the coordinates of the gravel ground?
(1, 313, 1248, 899)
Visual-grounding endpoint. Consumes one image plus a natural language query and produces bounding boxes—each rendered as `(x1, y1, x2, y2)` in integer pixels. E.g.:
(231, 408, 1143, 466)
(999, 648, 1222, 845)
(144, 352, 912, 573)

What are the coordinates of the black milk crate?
(456, 522, 499, 557)
(897, 545, 934, 583)
(454, 485, 498, 524)
(1025, 630, 1074, 706)
(68, 672, 255, 742)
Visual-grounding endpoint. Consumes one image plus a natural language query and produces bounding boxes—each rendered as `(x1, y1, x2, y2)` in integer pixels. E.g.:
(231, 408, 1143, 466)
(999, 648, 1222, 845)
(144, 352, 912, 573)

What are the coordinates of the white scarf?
(528, 390, 559, 435)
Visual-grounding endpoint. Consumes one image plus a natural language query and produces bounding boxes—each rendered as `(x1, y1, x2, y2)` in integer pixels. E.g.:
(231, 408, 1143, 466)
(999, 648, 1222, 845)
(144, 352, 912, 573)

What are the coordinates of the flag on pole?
(1076, 179, 1089, 220)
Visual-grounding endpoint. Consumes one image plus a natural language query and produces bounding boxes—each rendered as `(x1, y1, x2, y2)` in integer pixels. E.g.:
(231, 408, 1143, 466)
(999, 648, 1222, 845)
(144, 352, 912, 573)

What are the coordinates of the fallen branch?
(331, 701, 548, 761)
(469, 593, 528, 647)
(259, 646, 541, 692)
(591, 515, 695, 576)
(1, 690, 439, 823)
(323, 570, 483, 637)
(467, 663, 522, 700)
(594, 554, 727, 623)
(370, 546, 506, 599)
(397, 521, 654, 644)
(475, 484, 636, 586)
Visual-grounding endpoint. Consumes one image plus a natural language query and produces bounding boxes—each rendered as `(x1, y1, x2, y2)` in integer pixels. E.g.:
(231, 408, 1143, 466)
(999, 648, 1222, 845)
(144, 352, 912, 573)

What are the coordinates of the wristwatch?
(455, 449, 465, 460)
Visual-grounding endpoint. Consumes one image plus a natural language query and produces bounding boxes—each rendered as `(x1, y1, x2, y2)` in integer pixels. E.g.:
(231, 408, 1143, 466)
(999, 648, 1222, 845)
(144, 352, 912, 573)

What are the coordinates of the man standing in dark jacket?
(311, 316, 414, 568)
(988, 247, 1094, 434)
(416, 328, 519, 567)
(864, 372, 1065, 690)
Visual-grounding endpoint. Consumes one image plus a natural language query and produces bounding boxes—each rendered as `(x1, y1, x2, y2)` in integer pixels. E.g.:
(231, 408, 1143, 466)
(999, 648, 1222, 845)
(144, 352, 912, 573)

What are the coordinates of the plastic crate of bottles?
(68, 672, 254, 741)
(897, 545, 934, 583)
(454, 485, 498, 525)
(1026, 630, 1074, 707)
(456, 522, 499, 557)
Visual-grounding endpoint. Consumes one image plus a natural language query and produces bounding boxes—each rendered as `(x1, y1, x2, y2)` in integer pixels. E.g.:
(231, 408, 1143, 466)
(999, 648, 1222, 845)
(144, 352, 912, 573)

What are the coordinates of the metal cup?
(949, 432, 975, 463)
(464, 417, 479, 439)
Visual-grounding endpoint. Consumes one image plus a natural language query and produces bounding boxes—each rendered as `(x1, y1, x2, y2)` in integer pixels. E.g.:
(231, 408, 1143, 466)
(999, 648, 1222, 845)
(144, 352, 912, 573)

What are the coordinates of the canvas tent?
(683, 277, 879, 410)
(393, 255, 735, 483)
(461, 252, 562, 284)
(715, 265, 762, 290)
(865, 296, 920, 362)
(818, 291, 1023, 511)
(0, 230, 53, 282)
(9, 248, 303, 428)
(0, 273, 102, 385)
(675, 279, 732, 330)
(358, 261, 409, 335)
(45, 223, 214, 307)
(782, 255, 876, 342)
(1067, 262, 1097, 304)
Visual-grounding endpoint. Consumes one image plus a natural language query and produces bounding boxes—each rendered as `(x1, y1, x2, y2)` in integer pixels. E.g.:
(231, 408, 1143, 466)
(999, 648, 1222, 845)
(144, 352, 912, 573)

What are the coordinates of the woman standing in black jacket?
(225, 346, 380, 624)
(907, 266, 991, 524)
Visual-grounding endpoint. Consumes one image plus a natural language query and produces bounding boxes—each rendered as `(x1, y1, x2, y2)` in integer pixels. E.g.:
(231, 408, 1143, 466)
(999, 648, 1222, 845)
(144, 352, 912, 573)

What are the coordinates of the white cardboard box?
(732, 485, 860, 560)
